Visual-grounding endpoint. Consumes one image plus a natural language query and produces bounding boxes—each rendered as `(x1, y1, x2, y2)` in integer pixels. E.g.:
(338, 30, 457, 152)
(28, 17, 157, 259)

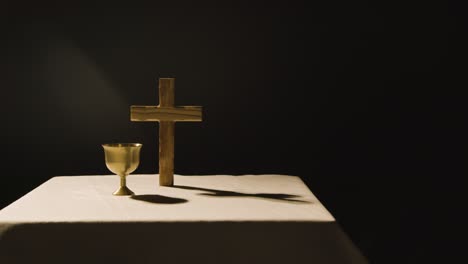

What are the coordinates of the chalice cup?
(102, 143, 142, 196)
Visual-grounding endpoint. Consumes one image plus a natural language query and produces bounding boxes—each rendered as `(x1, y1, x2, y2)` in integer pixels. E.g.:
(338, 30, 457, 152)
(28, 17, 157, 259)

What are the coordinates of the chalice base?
(113, 186, 135, 196)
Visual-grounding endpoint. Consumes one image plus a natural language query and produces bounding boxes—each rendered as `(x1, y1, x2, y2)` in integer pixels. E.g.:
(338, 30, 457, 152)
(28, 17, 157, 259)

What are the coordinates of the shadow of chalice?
(102, 143, 142, 196)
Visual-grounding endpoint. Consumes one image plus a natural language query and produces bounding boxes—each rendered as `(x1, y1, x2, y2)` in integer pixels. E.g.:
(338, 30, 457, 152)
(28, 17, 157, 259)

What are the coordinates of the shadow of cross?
(173, 185, 312, 204)
(130, 78, 202, 187)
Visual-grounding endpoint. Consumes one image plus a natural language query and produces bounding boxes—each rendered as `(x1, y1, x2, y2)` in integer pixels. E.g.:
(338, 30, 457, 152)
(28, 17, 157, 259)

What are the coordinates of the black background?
(1, 1, 466, 263)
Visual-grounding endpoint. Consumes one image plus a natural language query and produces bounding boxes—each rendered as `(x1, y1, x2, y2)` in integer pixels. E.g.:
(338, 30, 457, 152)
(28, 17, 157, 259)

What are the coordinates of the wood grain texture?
(159, 121, 174, 186)
(130, 77, 202, 187)
(130, 106, 202, 122)
(159, 78, 174, 107)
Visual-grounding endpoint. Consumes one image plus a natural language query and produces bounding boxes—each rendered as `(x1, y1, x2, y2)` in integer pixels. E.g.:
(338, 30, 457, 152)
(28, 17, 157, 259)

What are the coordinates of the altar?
(0, 174, 367, 263)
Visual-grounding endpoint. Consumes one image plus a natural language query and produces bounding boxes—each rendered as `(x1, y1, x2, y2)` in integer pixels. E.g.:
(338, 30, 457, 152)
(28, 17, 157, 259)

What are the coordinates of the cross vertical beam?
(158, 78, 175, 186)
(130, 78, 202, 187)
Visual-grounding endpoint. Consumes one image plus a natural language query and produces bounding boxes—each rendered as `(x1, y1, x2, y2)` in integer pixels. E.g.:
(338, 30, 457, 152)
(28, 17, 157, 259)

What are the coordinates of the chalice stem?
(120, 174, 127, 188)
(112, 174, 134, 196)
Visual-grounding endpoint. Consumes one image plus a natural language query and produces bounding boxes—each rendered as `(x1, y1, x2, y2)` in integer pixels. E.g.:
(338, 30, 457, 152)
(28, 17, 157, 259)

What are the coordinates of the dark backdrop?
(1, 1, 466, 263)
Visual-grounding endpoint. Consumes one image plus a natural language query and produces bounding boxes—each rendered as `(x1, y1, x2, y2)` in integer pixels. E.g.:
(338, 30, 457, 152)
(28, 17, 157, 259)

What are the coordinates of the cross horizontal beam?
(130, 106, 202, 122)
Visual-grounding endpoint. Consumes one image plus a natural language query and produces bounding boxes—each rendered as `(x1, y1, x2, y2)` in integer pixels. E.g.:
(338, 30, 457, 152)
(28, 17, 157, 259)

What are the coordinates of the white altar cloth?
(0, 174, 367, 264)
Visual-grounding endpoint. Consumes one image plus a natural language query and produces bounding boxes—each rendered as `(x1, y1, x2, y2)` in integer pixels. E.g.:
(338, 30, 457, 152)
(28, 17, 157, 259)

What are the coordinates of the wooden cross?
(130, 78, 202, 186)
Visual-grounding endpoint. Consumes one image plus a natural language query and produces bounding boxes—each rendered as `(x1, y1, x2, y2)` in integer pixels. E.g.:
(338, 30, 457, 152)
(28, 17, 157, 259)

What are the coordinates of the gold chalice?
(102, 143, 142, 196)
